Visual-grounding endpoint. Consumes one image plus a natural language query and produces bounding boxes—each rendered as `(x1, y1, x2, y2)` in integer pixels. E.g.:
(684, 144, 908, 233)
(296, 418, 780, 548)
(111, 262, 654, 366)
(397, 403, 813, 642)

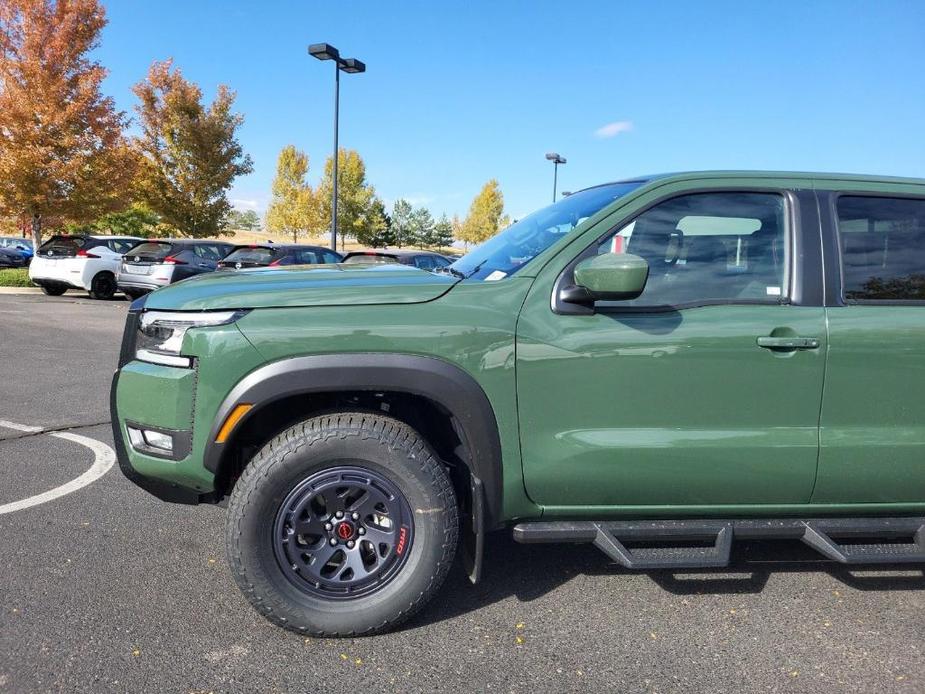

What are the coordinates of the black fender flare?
(203, 353, 504, 530)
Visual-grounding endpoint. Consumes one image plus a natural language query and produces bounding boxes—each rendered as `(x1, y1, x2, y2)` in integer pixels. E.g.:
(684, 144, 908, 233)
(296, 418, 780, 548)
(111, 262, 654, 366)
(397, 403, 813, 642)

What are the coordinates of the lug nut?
(358, 527, 366, 535)
(329, 537, 337, 546)
(347, 540, 355, 549)
(351, 512, 359, 520)
(335, 510, 344, 519)
(324, 522, 332, 531)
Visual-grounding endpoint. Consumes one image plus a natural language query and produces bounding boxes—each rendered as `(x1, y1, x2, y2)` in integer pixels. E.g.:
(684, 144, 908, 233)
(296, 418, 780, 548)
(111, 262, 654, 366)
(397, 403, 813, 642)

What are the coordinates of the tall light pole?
(545, 152, 566, 203)
(309, 43, 366, 251)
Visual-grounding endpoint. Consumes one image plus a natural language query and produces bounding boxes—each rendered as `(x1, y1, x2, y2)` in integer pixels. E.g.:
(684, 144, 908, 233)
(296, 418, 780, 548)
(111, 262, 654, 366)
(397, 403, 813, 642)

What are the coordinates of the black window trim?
(822, 189, 925, 307)
(552, 187, 815, 315)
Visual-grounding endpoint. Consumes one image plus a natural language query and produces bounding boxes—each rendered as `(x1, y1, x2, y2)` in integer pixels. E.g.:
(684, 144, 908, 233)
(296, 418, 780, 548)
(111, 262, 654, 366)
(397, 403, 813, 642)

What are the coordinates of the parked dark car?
(0, 246, 28, 268)
(0, 236, 33, 264)
(117, 239, 235, 299)
(342, 249, 453, 270)
(216, 244, 342, 270)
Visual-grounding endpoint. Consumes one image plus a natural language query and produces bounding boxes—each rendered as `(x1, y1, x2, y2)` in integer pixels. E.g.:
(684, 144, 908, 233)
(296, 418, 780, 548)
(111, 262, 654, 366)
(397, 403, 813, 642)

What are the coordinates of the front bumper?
(110, 300, 266, 505)
(110, 369, 202, 504)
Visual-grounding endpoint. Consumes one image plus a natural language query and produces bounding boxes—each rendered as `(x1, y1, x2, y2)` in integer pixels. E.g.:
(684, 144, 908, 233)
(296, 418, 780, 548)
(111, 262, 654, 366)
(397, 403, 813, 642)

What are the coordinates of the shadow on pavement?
(405, 532, 925, 630)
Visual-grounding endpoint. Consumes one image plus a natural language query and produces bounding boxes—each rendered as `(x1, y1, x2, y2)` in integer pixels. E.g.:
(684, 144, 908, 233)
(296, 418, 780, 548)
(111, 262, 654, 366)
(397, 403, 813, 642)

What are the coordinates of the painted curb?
(0, 286, 42, 294)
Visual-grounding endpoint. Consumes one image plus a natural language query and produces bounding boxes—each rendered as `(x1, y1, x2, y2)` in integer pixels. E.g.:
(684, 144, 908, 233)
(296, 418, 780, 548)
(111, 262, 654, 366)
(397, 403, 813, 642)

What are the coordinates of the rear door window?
(836, 196, 925, 301)
(296, 249, 324, 264)
(193, 244, 225, 261)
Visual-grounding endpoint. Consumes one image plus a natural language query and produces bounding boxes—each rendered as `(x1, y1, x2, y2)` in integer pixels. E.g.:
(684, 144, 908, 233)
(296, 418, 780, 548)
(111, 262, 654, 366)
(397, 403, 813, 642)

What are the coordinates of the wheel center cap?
(335, 521, 355, 541)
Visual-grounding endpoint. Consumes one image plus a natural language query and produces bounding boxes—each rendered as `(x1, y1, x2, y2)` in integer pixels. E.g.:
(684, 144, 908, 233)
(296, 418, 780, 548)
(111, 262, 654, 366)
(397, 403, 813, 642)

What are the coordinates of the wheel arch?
(204, 354, 504, 536)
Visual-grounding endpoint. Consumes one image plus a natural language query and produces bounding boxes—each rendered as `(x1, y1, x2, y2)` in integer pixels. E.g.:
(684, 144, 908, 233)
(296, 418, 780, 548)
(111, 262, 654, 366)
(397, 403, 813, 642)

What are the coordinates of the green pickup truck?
(111, 171, 925, 636)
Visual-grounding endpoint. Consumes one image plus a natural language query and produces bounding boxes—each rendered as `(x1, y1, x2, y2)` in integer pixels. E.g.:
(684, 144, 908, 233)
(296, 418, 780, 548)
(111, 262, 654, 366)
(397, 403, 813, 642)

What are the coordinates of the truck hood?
(143, 264, 459, 311)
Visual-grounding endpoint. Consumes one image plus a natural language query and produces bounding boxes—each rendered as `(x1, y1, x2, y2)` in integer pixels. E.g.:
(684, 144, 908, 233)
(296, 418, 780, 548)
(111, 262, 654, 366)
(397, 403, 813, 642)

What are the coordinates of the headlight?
(136, 310, 247, 367)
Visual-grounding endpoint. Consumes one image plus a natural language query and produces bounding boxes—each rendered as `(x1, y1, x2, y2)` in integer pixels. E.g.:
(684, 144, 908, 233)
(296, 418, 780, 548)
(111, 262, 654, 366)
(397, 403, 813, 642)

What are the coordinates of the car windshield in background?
(448, 181, 644, 280)
(0, 237, 32, 250)
(125, 242, 172, 259)
(342, 254, 397, 265)
(223, 247, 276, 264)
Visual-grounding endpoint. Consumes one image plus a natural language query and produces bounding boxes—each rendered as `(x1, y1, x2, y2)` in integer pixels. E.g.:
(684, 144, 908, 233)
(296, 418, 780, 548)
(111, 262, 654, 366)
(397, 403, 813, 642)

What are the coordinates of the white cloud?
(404, 194, 434, 206)
(594, 120, 634, 139)
(231, 198, 258, 209)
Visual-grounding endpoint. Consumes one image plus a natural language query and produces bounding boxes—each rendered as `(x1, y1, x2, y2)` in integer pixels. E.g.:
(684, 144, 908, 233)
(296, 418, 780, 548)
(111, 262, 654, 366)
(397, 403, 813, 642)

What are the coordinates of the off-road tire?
(226, 412, 459, 637)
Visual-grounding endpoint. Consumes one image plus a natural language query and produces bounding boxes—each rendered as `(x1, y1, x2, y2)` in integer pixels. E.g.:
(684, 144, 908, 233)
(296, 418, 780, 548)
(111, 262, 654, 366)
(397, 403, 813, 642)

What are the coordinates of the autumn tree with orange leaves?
(133, 60, 253, 237)
(0, 0, 135, 248)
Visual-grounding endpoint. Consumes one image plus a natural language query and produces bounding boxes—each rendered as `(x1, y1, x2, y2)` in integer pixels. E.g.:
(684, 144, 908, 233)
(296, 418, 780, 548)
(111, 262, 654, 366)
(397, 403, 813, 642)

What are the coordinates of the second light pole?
(309, 43, 366, 251)
(545, 152, 566, 203)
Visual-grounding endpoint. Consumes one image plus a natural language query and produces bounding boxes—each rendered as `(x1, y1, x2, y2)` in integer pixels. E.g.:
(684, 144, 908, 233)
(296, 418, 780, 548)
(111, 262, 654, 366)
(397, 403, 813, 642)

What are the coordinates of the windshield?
(448, 181, 644, 280)
(343, 253, 399, 265)
(222, 247, 277, 264)
(0, 237, 32, 250)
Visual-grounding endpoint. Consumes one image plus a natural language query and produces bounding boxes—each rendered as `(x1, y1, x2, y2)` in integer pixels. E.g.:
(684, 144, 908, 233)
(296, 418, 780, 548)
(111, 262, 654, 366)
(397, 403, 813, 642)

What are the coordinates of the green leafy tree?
(317, 148, 375, 250)
(408, 207, 435, 248)
(265, 145, 319, 242)
(67, 203, 161, 236)
(228, 209, 261, 231)
(0, 0, 136, 249)
(356, 196, 393, 247)
(391, 199, 413, 248)
(133, 60, 253, 237)
(460, 179, 505, 244)
(433, 214, 455, 248)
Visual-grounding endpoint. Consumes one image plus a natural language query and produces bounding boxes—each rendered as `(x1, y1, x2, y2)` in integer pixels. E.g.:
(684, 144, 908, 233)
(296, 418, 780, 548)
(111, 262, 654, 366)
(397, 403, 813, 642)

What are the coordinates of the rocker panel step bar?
(512, 517, 925, 569)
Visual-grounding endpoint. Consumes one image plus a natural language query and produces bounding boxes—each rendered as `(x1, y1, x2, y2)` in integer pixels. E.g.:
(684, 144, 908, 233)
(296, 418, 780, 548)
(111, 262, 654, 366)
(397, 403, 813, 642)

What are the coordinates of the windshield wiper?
(465, 260, 488, 279)
(436, 266, 466, 279)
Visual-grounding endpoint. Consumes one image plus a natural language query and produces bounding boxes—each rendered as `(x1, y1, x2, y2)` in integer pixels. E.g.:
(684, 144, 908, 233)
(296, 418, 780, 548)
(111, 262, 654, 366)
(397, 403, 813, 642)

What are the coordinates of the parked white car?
(29, 234, 143, 299)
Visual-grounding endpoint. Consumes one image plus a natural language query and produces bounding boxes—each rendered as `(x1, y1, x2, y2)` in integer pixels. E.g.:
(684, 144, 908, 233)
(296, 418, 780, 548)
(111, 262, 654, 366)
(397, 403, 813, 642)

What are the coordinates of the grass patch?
(0, 268, 33, 287)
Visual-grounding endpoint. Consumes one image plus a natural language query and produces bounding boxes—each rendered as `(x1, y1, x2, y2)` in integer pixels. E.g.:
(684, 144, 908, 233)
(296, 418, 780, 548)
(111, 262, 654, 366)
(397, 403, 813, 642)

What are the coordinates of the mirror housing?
(572, 252, 649, 301)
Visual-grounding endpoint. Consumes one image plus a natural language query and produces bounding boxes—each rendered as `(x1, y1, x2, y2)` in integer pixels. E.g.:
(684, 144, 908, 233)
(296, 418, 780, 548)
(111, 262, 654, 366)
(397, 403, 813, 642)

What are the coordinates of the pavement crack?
(0, 420, 111, 442)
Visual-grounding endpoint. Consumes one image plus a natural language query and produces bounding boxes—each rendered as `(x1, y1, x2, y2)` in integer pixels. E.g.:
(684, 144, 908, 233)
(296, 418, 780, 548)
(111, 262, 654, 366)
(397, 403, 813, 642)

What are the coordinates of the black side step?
(512, 517, 925, 569)
(801, 519, 925, 564)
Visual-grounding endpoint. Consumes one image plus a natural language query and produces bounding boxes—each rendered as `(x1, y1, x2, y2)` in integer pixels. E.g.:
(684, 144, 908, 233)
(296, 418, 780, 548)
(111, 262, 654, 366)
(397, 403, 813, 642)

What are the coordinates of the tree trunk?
(31, 214, 42, 252)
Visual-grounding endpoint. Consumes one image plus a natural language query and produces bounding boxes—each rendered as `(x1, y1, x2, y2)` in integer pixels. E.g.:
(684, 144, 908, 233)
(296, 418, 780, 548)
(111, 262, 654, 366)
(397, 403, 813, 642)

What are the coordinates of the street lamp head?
(339, 58, 366, 74)
(545, 152, 566, 164)
(308, 43, 340, 61)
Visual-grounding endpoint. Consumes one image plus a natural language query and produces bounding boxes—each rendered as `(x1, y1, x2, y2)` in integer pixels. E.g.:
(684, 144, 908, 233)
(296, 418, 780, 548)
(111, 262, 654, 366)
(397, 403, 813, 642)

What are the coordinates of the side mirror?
(570, 252, 649, 302)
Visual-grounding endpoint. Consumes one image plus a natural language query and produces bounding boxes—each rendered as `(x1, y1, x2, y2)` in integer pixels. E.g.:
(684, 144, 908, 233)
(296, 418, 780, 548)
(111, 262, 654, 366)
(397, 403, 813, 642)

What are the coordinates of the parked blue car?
(0, 236, 34, 264)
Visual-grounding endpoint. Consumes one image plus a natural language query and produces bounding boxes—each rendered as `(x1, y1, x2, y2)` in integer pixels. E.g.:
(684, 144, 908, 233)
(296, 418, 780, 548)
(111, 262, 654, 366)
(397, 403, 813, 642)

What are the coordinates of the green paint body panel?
(116, 361, 196, 431)
(112, 171, 925, 522)
(144, 263, 455, 311)
(516, 304, 827, 506)
(815, 306, 925, 503)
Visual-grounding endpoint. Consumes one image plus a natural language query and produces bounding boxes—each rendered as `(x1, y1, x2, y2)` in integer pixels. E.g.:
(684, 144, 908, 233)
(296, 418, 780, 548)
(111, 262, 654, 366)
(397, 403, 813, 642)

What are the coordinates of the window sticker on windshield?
(485, 270, 507, 281)
(766, 286, 781, 296)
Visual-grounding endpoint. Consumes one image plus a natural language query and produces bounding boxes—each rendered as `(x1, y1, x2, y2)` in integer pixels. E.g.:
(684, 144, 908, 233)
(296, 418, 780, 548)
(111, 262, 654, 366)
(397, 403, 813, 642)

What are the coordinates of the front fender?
(203, 353, 505, 529)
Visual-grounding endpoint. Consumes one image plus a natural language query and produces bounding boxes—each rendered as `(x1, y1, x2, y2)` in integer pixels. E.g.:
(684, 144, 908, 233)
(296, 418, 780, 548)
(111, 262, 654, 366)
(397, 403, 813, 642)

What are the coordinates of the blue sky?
(97, 1, 925, 220)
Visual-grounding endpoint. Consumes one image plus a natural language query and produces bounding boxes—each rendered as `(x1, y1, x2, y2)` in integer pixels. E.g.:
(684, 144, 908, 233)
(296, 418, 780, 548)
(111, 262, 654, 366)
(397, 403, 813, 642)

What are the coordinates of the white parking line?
(0, 420, 43, 433)
(0, 421, 115, 515)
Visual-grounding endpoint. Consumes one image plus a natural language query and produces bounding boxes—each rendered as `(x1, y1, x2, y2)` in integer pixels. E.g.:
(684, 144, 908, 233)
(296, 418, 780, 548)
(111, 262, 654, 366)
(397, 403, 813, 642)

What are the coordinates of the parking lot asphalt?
(0, 292, 923, 693)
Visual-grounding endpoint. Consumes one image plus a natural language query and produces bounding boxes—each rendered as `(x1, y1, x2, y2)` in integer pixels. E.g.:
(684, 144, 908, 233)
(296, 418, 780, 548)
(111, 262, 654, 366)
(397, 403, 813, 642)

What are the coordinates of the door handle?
(756, 336, 820, 350)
